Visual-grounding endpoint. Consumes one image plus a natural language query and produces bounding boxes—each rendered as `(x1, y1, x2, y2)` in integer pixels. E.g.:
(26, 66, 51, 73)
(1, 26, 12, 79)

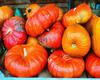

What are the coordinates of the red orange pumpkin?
(2, 16, 27, 49)
(5, 43, 48, 77)
(62, 24, 91, 57)
(38, 21, 64, 49)
(62, 3, 92, 27)
(86, 53, 100, 78)
(25, 4, 59, 37)
(48, 50, 85, 78)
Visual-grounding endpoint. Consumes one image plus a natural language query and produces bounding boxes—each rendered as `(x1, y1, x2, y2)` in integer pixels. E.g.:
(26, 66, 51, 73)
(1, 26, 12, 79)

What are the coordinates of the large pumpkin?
(48, 50, 85, 78)
(25, 4, 59, 37)
(62, 3, 92, 27)
(85, 15, 100, 57)
(5, 43, 48, 77)
(86, 53, 100, 78)
(25, 4, 40, 18)
(62, 24, 91, 57)
(38, 22, 64, 49)
(0, 6, 13, 28)
(2, 16, 27, 49)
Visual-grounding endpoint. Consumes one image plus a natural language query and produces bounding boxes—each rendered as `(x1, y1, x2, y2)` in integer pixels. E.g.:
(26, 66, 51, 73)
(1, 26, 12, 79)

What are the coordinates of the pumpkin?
(86, 53, 100, 78)
(25, 4, 59, 37)
(62, 3, 92, 27)
(48, 50, 85, 78)
(85, 15, 100, 57)
(38, 21, 64, 49)
(27, 37, 39, 45)
(5, 43, 48, 77)
(57, 8, 63, 21)
(25, 4, 40, 18)
(62, 24, 91, 57)
(0, 6, 13, 29)
(85, 14, 98, 34)
(2, 16, 27, 49)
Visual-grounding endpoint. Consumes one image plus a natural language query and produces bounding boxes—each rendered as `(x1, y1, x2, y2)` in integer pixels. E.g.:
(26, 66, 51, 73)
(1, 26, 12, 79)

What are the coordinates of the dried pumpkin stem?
(23, 48, 27, 57)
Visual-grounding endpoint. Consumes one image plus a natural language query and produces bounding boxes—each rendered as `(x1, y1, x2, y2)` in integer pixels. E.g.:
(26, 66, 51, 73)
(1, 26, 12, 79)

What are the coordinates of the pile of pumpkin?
(0, 3, 100, 78)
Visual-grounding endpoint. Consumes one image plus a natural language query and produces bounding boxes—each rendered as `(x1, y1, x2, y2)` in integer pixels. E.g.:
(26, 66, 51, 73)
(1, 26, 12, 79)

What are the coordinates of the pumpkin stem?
(72, 43, 76, 48)
(23, 48, 27, 57)
(6, 28, 12, 35)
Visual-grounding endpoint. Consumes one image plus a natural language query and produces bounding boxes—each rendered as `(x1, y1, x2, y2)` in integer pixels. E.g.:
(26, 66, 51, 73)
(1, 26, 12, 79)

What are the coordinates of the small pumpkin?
(5, 43, 48, 77)
(86, 53, 100, 78)
(25, 4, 40, 18)
(38, 21, 64, 49)
(48, 50, 85, 78)
(62, 3, 92, 27)
(2, 16, 27, 49)
(0, 6, 13, 29)
(62, 24, 91, 57)
(25, 4, 59, 37)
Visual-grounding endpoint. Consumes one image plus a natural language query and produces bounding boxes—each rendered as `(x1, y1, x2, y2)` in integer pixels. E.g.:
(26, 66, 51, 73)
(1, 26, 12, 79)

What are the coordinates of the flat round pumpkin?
(48, 50, 85, 78)
(5, 44, 48, 77)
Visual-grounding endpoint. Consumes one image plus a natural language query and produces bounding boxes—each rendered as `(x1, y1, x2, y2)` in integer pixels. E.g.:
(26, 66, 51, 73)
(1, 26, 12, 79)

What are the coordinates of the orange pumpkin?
(25, 4, 59, 37)
(0, 6, 13, 28)
(5, 43, 48, 77)
(62, 3, 92, 27)
(62, 24, 91, 57)
(48, 50, 85, 78)
(91, 17, 100, 57)
(25, 4, 40, 18)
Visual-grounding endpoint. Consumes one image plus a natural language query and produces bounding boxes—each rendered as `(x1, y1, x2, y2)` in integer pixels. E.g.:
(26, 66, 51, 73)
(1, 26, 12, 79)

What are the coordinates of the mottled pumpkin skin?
(2, 17, 27, 49)
(48, 50, 85, 78)
(5, 44, 48, 77)
(62, 24, 91, 57)
(0, 6, 13, 29)
(25, 4, 40, 18)
(25, 4, 59, 37)
(38, 22, 64, 49)
(62, 3, 92, 27)
(86, 53, 100, 78)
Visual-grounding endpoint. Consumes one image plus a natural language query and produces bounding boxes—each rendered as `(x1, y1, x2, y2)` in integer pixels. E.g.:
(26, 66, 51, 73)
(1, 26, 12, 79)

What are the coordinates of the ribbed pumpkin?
(62, 3, 92, 27)
(5, 41, 48, 77)
(25, 4, 40, 18)
(2, 16, 27, 49)
(87, 16, 100, 57)
(86, 53, 100, 78)
(38, 21, 64, 49)
(25, 4, 59, 37)
(62, 24, 91, 57)
(48, 50, 85, 78)
(0, 6, 13, 29)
